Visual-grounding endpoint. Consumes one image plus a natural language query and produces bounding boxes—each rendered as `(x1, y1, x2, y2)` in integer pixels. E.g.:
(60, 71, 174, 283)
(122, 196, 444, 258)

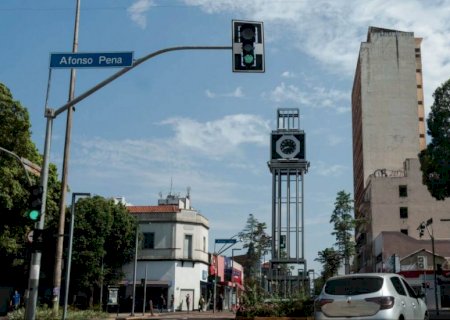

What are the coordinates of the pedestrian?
(198, 295, 205, 312)
(10, 290, 20, 310)
(170, 294, 174, 312)
(218, 293, 224, 312)
(159, 294, 166, 312)
(185, 293, 190, 313)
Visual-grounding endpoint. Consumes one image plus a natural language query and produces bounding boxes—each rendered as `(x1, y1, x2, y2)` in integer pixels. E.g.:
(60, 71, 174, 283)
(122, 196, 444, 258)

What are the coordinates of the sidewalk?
(114, 310, 235, 320)
(429, 309, 450, 320)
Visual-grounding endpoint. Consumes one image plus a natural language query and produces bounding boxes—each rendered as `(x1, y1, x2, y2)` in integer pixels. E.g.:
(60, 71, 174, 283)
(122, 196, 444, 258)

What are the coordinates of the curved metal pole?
(0, 146, 32, 186)
(54, 46, 231, 117)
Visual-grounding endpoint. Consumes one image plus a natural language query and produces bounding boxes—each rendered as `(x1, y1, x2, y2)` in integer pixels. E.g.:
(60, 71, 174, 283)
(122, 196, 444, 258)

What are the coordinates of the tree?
(0, 82, 61, 287)
(330, 190, 356, 274)
(238, 214, 271, 279)
(315, 248, 341, 281)
(69, 196, 136, 306)
(419, 79, 450, 200)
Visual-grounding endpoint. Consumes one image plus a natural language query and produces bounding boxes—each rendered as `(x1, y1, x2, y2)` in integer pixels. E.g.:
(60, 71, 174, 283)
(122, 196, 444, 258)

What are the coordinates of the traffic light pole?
(24, 45, 231, 320)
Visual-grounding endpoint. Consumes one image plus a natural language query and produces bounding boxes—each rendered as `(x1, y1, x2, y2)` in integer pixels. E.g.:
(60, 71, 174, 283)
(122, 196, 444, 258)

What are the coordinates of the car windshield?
(325, 276, 383, 295)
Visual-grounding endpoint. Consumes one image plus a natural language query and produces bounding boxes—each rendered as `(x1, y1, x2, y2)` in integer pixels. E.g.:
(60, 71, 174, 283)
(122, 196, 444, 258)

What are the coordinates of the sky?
(2, 0, 450, 274)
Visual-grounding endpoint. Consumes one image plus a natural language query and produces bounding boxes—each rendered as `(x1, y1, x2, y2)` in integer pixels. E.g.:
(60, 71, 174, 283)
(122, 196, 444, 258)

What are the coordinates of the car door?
(390, 276, 414, 319)
(401, 278, 423, 320)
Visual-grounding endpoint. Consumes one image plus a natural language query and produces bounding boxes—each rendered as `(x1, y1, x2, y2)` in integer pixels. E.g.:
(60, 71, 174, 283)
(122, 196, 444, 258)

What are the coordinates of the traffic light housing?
(27, 185, 43, 221)
(417, 223, 425, 238)
(232, 20, 264, 72)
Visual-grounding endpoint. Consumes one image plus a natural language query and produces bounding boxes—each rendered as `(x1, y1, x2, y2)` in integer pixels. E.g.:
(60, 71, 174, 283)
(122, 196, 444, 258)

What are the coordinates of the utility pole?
(52, 0, 81, 315)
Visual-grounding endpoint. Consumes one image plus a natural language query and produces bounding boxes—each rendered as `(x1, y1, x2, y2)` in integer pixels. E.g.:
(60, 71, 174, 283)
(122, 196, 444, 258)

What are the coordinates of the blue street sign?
(50, 52, 134, 68)
(215, 239, 237, 244)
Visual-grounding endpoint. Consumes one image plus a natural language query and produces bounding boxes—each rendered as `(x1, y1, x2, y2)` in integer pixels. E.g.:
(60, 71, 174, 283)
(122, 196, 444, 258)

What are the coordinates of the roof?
(127, 205, 181, 214)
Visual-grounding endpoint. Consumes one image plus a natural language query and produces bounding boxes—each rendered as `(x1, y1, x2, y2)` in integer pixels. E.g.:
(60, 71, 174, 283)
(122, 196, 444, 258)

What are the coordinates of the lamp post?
(62, 192, 90, 320)
(131, 225, 139, 316)
(418, 218, 439, 315)
(231, 248, 241, 310)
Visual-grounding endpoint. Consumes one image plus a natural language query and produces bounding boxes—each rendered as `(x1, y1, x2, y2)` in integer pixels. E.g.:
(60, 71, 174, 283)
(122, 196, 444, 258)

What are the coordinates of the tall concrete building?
(352, 27, 428, 271)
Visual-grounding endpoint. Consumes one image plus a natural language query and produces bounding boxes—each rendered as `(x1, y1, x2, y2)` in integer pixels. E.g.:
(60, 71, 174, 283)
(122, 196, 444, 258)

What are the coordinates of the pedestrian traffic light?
(232, 20, 264, 72)
(27, 185, 43, 221)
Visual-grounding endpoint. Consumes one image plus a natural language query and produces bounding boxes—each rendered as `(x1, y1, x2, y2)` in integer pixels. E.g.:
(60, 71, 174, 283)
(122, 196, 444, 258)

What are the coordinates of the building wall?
(357, 159, 450, 271)
(352, 27, 425, 214)
(122, 204, 209, 311)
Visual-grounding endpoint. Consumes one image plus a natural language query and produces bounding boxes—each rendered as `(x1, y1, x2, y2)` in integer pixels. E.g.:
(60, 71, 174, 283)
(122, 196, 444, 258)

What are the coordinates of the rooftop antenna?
(187, 186, 191, 198)
(169, 177, 173, 196)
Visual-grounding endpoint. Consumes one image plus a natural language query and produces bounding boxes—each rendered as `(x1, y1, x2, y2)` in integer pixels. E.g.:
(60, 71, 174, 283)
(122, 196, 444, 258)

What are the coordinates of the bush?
(8, 306, 110, 320)
(236, 297, 314, 317)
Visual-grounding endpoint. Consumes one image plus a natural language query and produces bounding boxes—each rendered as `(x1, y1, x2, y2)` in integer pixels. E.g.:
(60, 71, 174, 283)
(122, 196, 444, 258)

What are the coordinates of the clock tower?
(268, 108, 309, 294)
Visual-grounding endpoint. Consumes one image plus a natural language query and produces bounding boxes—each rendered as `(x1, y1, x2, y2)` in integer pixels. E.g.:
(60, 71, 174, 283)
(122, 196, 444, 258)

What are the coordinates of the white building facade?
(122, 195, 209, 312)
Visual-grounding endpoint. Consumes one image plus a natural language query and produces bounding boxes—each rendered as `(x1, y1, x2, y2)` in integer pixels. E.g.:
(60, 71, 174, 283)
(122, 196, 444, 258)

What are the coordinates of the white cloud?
(264, 82, 349, 113)
(161, 114, 270, 158)
(281, 71, 296, 78)
(205, 87, 244, 99)
(265, 82, 310, 104)
(177, 0, 450, 114)
(311, 161, 347, 177)
(127, 0, 154, 29)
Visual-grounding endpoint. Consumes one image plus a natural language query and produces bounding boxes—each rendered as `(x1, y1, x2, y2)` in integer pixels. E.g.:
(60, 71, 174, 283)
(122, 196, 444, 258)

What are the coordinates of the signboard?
(215, 239, 237, 244)
(50, 52, 134, 68)
(107, 287, 119, 305)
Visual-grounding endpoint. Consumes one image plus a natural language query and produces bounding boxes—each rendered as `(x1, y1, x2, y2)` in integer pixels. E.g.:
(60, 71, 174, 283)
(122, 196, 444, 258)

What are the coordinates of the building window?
(419, 117, 424, 121)
(416, 69, 422, 73)
(418, 101, 423, 105)
(400, 207, 408, 219)
(415, 48, 421, 53)
(184, 234, 193, 259)
(399, 185, 408, 197)
(400, 229, 408, 235)
(203, 236, 206, 252)
(420, 134, 425, 138)
(417, 84, 422, 88)
(143, 232, 154, 249)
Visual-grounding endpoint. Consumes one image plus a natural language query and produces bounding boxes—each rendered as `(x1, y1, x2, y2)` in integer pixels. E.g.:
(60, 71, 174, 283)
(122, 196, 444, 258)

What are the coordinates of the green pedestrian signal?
(27, 185, 43, 221)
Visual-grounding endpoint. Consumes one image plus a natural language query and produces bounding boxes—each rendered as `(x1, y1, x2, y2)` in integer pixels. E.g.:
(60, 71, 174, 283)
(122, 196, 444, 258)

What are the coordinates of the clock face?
(280, 139, 297, 154)
(275, 135, 301, 159)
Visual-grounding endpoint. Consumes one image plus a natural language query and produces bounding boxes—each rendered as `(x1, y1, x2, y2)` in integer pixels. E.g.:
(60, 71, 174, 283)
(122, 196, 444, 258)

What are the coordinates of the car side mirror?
(416, 291, 426, 299)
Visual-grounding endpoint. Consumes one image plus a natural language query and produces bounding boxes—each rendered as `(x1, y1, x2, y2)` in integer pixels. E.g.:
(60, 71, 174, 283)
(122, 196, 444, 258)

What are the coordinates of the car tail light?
(365, 296, 395, 309)
(314, 298, 333, 312)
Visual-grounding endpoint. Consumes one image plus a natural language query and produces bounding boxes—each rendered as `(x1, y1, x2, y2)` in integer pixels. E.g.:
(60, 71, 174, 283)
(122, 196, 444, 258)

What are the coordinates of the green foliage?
(315, 247, 341, 281)
(70, 196, 136, 294)
(238, 214, 271, 279)
(0, 82, 61, 287)
(330, 190, 355, 274)
(236, 296, 314, 317)
(419, 78, 450, 200)
(8, 306, 109, 320)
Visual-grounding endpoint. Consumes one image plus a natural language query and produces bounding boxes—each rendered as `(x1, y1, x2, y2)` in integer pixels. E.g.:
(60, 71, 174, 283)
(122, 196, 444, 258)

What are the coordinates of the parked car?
(314, 273, 428, 320)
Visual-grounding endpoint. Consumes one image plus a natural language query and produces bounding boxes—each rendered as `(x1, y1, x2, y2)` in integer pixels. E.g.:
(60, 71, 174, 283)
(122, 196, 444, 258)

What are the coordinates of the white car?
(314, 273, 428, 320)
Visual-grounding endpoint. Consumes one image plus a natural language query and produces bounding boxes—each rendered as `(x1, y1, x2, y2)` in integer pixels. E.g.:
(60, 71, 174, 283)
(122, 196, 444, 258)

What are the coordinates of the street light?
(62, 192, 90, 320)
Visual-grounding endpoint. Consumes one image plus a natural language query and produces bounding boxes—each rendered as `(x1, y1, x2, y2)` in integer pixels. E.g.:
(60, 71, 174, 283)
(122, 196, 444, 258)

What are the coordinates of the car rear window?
(324, 277, 383, 295)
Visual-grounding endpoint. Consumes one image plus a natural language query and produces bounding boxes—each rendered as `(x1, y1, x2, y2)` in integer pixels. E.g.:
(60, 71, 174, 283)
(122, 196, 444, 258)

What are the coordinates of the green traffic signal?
(243, 54, 254, 64)
(28, 185, 43, 222)
(28, 209, 40, 221)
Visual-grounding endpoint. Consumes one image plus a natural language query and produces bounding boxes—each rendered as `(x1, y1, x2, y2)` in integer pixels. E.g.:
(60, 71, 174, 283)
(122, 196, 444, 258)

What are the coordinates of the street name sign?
(50, 52, 134, 68)
(215, 239, 237, 244)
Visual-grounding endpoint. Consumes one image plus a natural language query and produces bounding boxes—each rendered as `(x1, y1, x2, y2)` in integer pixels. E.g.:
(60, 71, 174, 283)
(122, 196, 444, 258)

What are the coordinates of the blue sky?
(2, 0, 450, 274)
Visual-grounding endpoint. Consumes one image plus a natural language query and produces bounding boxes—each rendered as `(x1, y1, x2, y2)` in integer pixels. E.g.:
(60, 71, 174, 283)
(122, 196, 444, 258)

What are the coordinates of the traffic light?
(232, 20, 264, 72)
(280, 235, 286, 249)
(27, 185, 43, 221)
(417, 223, 425, 238)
